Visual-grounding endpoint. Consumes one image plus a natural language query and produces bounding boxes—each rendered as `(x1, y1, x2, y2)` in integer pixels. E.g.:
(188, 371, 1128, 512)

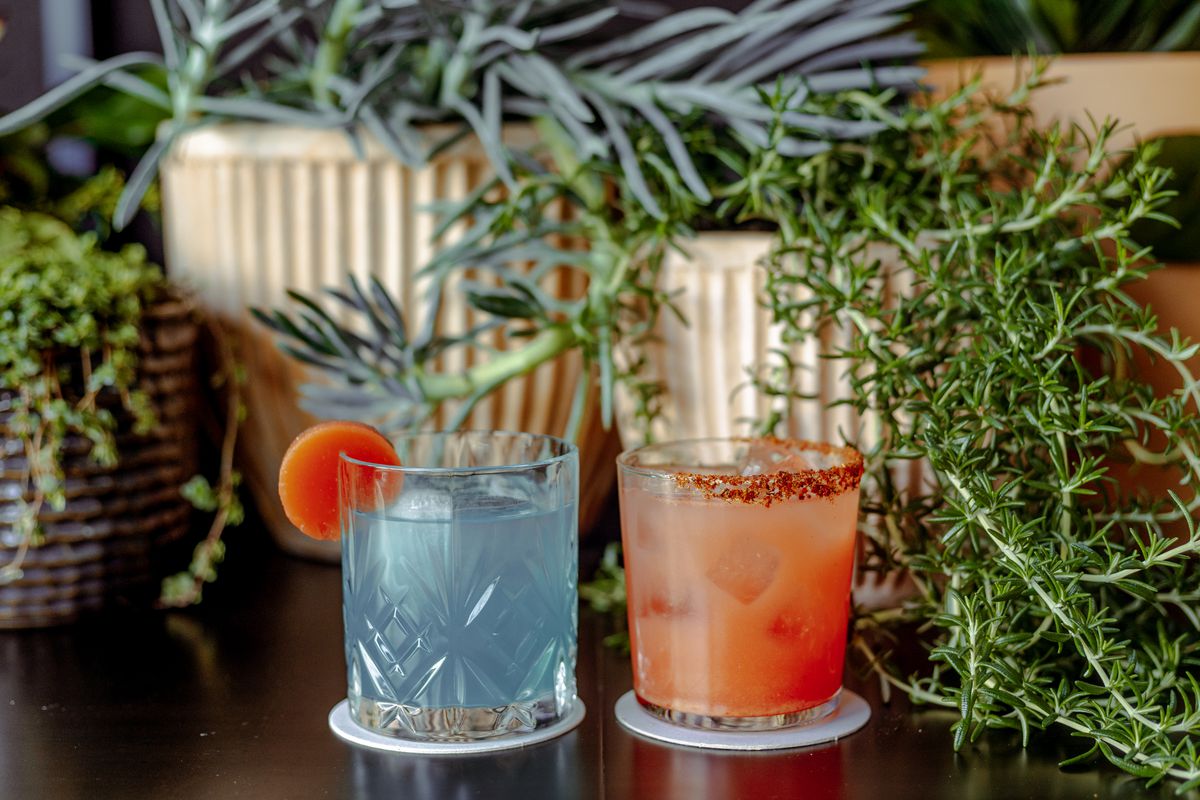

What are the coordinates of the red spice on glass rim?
(662, 437, 865, 507)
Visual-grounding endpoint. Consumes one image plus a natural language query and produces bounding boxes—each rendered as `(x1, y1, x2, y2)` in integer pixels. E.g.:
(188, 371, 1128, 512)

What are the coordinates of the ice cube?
(391, 489, 453, 521)
(453, 493, 523, 512)
(641, 587, 692, 617)
(767, 609, 810, 640)
(738, 442, 810, 476)
(705, 543, 781, 604)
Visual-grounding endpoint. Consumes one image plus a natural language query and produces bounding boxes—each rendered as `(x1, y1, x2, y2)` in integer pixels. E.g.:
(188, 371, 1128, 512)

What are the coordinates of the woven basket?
(0, 300, 199, 628)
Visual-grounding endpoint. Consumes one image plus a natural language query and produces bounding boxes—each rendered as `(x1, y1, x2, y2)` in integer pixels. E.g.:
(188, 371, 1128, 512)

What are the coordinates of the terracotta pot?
(0, 300, 199, 627)
(923, 53, 1200, 151)
(160, 124, 619, 561)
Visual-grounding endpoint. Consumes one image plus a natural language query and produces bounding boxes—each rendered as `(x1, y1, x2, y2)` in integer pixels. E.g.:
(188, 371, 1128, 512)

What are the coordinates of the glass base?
(350, 694, 568, 742)
(635, 690, 841, 732)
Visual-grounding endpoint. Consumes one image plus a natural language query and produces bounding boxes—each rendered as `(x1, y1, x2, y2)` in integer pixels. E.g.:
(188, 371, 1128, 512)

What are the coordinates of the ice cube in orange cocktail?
(617, 438, 863, 729)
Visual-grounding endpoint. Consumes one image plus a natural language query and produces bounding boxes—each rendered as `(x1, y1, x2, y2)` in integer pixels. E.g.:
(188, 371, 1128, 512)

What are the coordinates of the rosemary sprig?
(751, 68, 1200, 788)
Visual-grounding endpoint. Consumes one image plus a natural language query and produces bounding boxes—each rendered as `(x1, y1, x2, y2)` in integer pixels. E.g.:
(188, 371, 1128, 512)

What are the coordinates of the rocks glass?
(617, 437, 863, 730)
(338, 431, 578, 741)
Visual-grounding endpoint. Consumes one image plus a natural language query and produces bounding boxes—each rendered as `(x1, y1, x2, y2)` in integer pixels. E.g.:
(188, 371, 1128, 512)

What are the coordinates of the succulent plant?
(0, 0, 924, 227)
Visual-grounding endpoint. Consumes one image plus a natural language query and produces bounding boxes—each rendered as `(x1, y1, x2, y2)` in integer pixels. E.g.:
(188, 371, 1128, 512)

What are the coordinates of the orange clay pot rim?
(339, 429, 577, 475)
(616, 436, 865, 504)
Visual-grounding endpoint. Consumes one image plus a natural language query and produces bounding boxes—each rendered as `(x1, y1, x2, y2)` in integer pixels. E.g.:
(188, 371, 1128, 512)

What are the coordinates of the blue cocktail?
(338, 431, 578, 741)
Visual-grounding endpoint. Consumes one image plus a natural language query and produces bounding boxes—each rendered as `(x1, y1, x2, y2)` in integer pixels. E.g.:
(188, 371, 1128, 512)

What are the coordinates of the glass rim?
(616, 436, 864, 505)
(339, 429, 578, 476)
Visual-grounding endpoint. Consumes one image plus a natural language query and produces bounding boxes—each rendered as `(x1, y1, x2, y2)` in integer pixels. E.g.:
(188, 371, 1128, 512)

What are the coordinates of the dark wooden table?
(0, 531, 1182, 799)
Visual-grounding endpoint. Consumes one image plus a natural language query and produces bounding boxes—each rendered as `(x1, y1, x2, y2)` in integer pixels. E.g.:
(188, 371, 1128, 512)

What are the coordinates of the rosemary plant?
(744, 71, 1200, 788)
(0, 0, 923, 228)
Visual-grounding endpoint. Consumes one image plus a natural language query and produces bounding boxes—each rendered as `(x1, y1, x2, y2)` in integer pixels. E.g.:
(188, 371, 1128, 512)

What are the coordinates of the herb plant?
(0, 0, 923, 228)
(745, 70, 1200, 788)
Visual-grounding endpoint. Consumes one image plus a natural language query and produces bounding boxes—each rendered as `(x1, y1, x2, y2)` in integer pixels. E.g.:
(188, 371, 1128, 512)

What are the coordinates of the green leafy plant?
(0, 165, 242, 603)
(0, 206, 164, 580)
(0, 0, 924, 228)
(914, 0, 1200, 56)
(1133, 134, 1200, 262)
(158, 320, 246, 607)
(578, 542, 629, 652)
(742, 70, 1200, 788)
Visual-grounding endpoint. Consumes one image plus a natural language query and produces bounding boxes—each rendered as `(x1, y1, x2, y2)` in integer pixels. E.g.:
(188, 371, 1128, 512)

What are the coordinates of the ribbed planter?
(160, 124, 620, 561)
(616, 232, 920, 461)
(0, 300, 199, 628)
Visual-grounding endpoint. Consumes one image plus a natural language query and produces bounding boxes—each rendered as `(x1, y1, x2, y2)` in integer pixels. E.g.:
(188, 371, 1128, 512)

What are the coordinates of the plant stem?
(159, 316, 242, 608)
(311, 0, 361, 107)
(418, 326, 579, 401)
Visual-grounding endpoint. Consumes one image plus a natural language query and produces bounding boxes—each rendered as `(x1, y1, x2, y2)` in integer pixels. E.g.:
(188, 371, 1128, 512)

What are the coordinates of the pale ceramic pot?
(615, 231, 921, 465)
(160, 123, 620, 561)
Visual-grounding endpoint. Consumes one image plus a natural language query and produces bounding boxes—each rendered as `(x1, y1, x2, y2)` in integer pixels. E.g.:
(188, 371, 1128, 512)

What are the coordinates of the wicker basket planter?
(0, 300, 199, 627)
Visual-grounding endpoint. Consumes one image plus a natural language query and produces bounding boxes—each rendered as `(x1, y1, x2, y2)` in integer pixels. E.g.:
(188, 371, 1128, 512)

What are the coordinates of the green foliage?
(0, 0, 924, 228)
(158, 326, 247, 609)
(742, 69, 1200, 787)
(255, 100, 713, 435)
(0, 204, 165, 578)
(1133, 135, 1200, 262)
(915, 0, 1200, 56)
(578, 543, 630, 652)
(159, 539, 227, 606)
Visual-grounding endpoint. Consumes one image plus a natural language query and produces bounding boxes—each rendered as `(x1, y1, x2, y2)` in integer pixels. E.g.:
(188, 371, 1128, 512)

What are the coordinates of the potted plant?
(757, 70, 1200, 791)
(0, 0, 925, 558)
(264, 61, 1200, 788)
(0, 182, 205, 626)
(917, 1, 1200, 522)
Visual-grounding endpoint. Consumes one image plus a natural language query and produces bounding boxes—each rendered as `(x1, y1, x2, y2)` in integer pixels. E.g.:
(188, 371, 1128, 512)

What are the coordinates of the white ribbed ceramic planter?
(161, 124, 619, 560)
(615, 232, 920, 459)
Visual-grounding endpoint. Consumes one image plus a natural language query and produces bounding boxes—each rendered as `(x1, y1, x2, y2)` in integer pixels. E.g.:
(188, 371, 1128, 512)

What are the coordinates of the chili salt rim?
(618, 436, 864, 507)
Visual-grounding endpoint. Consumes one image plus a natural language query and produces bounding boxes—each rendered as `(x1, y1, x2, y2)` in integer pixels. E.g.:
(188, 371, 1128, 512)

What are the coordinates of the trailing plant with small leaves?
(744, 70, 1200, 789)
(159, 321, 246, 608)
(0, 207, 164, 579)
(0, 0, 924, 228)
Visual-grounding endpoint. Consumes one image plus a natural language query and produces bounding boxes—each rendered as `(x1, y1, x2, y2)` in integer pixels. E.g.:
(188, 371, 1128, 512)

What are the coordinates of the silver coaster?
(328, 699, 586, 755)
(614, 690, 870, 751)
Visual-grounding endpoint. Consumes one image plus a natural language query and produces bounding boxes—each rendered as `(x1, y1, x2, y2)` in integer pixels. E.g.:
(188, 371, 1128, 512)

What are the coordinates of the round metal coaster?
(328, 699, 586, 755)
(614, 691, 870, 751)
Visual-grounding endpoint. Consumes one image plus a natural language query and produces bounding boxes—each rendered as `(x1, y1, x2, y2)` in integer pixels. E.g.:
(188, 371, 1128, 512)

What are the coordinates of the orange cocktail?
(617, 438, 863, 730)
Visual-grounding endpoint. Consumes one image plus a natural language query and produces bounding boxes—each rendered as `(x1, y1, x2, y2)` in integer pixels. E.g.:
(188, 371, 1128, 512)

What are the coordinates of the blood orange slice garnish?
(278, 421, 403, 541)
